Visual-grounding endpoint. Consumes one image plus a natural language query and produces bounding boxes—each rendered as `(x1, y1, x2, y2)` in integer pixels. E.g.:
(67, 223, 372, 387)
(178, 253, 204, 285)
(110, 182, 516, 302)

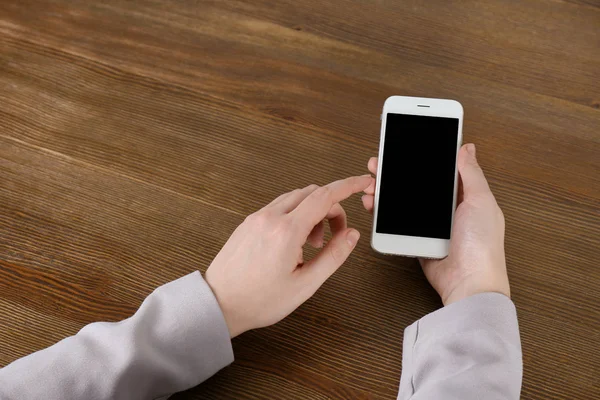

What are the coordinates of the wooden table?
(1, 1, 598, 398)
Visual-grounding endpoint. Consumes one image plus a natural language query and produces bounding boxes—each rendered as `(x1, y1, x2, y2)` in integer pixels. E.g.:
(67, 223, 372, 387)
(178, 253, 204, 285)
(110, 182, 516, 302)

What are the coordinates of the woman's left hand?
(206, 175, 373, 337)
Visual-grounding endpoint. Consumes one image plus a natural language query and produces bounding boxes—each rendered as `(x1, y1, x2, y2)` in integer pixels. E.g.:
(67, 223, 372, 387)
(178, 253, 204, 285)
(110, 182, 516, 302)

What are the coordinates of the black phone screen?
(376, 113, 459, 239)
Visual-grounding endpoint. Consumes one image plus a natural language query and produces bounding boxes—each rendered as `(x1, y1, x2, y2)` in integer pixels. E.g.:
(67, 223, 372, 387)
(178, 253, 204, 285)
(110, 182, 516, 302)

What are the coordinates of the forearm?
(0, 272, 234, 400)
(398, 293, 522, 400)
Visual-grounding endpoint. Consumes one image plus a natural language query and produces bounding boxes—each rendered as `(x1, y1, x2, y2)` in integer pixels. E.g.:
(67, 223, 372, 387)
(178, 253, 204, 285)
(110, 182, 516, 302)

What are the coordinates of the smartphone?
(371, 96, 463, 258)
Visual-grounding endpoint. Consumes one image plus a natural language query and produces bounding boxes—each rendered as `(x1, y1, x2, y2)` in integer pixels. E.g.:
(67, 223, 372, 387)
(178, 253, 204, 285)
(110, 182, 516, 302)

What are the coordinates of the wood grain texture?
(0, 0, 598, 399)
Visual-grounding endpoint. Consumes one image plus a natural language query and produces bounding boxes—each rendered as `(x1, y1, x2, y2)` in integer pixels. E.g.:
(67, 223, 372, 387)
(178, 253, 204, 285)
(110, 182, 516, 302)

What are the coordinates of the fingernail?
(347, 229, 360, 246)
(466, 143, 476, 158)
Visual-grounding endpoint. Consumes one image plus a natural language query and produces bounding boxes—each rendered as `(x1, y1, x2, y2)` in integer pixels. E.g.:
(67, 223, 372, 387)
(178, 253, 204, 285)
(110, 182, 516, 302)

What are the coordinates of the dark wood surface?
(1, 0, 599, 398)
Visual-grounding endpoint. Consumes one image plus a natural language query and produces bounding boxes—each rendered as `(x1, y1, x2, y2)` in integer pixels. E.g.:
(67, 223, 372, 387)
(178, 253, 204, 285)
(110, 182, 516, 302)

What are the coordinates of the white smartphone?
(371, 96, 463, 258)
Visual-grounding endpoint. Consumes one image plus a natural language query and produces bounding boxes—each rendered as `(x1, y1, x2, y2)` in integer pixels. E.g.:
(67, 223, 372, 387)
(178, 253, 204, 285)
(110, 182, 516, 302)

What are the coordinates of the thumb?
(458, 144, 491, 198)
(299, 228, 359, 289)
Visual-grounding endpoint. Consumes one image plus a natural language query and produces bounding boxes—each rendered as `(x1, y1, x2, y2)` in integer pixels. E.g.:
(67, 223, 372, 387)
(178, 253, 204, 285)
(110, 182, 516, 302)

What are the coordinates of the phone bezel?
(371, 96, 463, 258)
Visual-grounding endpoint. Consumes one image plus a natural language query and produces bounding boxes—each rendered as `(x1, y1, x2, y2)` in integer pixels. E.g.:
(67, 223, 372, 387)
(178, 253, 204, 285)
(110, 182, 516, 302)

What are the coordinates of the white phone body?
(371, 96, 463, 258)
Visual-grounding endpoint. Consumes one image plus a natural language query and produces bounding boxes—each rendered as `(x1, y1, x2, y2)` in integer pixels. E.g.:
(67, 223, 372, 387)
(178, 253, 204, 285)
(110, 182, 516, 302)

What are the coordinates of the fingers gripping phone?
(371, 96, 463, 258)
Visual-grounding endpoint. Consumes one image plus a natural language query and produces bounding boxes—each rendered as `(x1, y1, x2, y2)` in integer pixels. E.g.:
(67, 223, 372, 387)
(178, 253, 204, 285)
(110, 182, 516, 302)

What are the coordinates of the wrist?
(442, 273, 511, 306)
(205, 273, 245, 338)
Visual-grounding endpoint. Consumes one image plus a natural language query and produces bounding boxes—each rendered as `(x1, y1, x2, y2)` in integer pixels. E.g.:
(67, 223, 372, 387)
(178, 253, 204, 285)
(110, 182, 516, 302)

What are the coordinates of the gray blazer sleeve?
(398, 293, 523, 400)
(0, 271, 234, 400)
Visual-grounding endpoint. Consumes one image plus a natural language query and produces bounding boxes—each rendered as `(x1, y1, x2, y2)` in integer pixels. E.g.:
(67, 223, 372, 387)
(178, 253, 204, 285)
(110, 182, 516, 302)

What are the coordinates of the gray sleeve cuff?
(398, 293, 522, 400)
(160, 271, 235, 384)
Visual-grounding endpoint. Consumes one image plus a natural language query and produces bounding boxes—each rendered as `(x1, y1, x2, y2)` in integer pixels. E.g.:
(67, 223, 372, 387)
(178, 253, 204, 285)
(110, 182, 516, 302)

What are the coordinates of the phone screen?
(376, 113, 459, 240)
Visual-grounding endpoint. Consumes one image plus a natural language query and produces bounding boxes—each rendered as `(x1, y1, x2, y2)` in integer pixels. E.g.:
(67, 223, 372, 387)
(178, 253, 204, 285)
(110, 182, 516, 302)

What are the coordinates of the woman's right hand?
(362, 144, 511, 306)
